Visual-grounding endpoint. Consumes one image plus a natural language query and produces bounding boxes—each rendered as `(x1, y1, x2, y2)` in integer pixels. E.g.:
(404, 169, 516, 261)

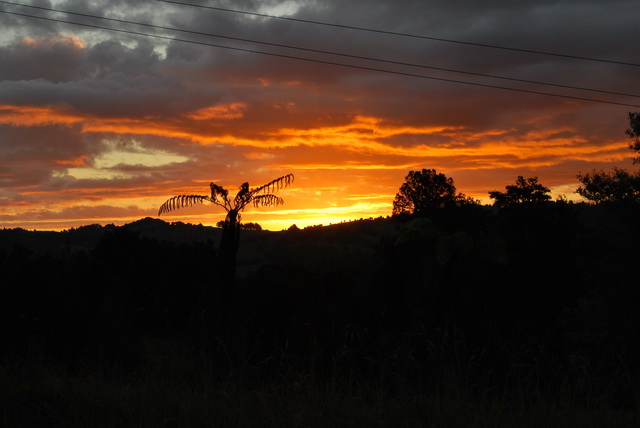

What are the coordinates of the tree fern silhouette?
(158, 174, 294, 297)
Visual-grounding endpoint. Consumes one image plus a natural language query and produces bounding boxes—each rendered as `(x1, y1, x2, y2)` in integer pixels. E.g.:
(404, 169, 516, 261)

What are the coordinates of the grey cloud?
(0, 74, 192, 118)
(0, 34, 162, 81)
(0, 36, 87, 82)
(162, 0, 636, 112)
(86, 38, 162, 78)
(0, 125, 94, 187)
(0, 125, 88, 159)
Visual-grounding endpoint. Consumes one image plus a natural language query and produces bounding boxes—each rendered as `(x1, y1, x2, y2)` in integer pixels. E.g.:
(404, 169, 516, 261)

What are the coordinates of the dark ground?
(1, 203, 639, 426)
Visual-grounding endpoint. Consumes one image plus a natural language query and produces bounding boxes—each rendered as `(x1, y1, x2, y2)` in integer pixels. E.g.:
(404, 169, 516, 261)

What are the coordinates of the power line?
(0, 0, 637, 100)
(157, 0, 640, 68)
(1, 8, 639, 109)
(3, 2, 639, 102)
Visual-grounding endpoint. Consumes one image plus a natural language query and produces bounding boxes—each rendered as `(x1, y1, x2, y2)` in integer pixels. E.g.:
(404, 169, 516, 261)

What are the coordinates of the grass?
(2, 360, 638, 428)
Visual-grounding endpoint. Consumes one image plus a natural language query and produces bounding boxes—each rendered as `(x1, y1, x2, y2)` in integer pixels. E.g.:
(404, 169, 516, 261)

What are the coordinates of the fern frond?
(235, 182, 250, 203)
(251, 174, 294, 196)
(158, 195, 210, 216)
(252, 194, 284, 208)
(210, 183, 229, 201)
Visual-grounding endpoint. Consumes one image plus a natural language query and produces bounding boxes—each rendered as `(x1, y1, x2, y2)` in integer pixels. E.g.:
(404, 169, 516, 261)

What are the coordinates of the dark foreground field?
(1, 203, 639, 426)
(3, 369, 635, 427)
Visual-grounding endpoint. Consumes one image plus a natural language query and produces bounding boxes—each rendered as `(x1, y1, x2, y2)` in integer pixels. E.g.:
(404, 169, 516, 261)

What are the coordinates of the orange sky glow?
(0, 1, 638, 231)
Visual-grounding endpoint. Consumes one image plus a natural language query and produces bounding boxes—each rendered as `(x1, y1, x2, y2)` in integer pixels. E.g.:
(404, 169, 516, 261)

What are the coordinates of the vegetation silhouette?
(2, 199, 640, 425)
(158, 174, 294, 298)
(392, 168, 472, 216)
(577, 111, 640, 204)
(3, 204, 640, 410)
(489, 176, 551, 207)
(217, 220, 263, 231)
(627, 111, 640, 163)
(577, 167, 640, 203)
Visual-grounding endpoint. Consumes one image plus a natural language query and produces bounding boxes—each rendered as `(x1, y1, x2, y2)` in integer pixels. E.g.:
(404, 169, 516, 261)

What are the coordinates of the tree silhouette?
(392, 169, 468, 215)
(489, 176, 551, 207)
(627, 111, 640, 164)
(158, 174, 294, 296)
(217, 221, 263, 231)
(576, 112, 640, 204)
(576, 168, 640, 204)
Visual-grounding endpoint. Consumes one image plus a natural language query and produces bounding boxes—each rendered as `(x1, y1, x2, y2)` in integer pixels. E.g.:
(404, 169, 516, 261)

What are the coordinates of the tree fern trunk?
(199, 210, 239, 345)
(219, 210, 240, 300)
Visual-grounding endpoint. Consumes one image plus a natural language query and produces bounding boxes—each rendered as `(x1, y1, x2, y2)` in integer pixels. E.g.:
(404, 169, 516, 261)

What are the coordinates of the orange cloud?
(54, 156, 91, 167)
(274, 162, 418, 171)
(0, 105, 84, 127)
(185, 103, 247, 120)
(1, 104, 628, 171)
(22, 34, 86, 49)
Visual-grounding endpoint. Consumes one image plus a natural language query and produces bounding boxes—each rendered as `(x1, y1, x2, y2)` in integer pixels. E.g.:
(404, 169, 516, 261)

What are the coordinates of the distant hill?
(0, 216, 395, 259)
(0, 217, 221, 255)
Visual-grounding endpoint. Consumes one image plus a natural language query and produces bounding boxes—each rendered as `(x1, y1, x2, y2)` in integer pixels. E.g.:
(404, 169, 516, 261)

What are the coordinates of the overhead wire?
(157, 0, 640, 68)
(0, 0, 637, 100)
(0, 5, 638, 108)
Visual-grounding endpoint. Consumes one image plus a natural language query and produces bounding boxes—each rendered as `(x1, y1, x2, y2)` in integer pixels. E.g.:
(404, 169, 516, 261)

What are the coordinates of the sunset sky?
(1, 0, 638, 231)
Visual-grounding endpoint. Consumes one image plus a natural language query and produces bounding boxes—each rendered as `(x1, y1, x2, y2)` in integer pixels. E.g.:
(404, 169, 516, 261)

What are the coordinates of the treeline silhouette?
(1, 203, 639, 407)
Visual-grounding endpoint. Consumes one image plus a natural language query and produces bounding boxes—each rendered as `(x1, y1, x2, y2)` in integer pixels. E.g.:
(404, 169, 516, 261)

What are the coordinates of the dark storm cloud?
(0, 33, 193, 116)
(5, 0, 634, 128)
(156, 0, 637, 130)
(0, 124, 91, 186)
(0, 34, 86, 82)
